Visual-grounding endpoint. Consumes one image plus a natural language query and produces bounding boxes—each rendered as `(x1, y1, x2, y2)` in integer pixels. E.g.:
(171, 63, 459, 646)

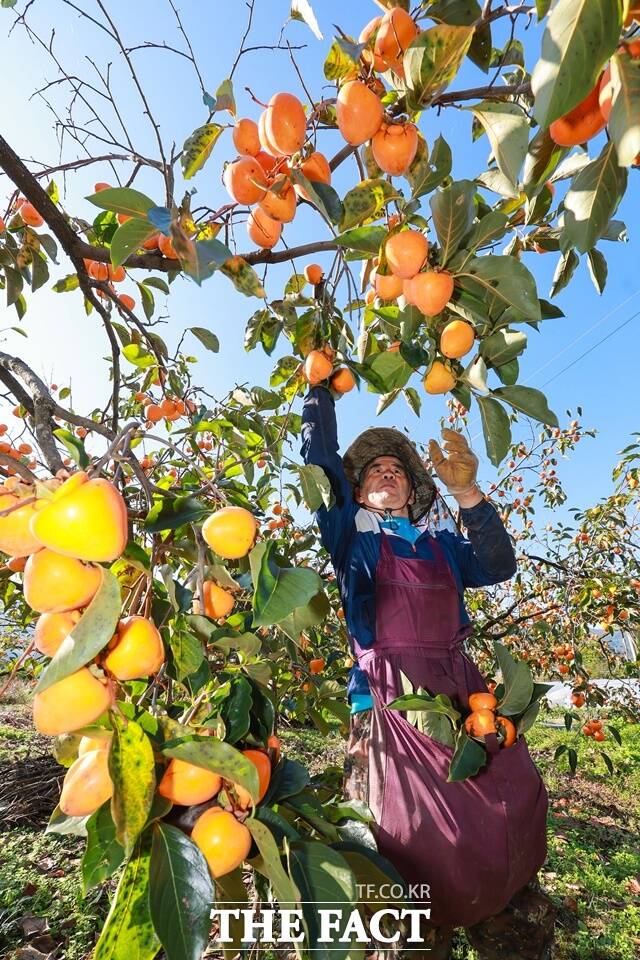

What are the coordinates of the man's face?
(355, 455, 415, 515)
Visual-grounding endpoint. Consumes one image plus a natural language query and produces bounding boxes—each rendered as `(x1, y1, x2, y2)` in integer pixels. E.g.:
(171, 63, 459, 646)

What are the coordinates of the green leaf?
(335, 225, 386, 258)
(251, 541, 323, 627)
(93, 831, 160, 960)
(295, 174, 343, 225)
(162, 736, 259, 800)
(358, 351, 413, 393)
(30, 251, 49, 292)
(523, 127, 568, 196)
(531, 0, 621, 127)
(110, 218, 157, 267)
(470, 102, 530, 189)
(495, 357, 519, 385)
(51, 273, 80, 293)
(587, 248, 607, 294)
(407, 133, 452, 199)
(46, 805, 90, 836)
(221, 256, 266, 298)
(168, 629, 205, 682)
(82, 802, 125, 894)
(550, 248, 579, 297)
(404, 24, 475, 110)
(477, 395, 512, 467)
(246, 819, 299, 907)
(290, 0, 323, 40)
(189, 326, 219, 353)
(181, 123, 224, 180)
(35, 569, 121, 693)
(109, 716, 156, 858)
(278, 591, 330, 642)
(493, 641, 534, 716)
(517, 700, 540, 736)
(145, 495, 207, 533)
(339, 178, 400, 232)
(606, 51, 640, 167)
(53, 427, 89, 469)
(288, 841, 357, 960)
(296, 463, 335, 512)
(137, 282, 155, 320)
(562, 142, 627, 254)
(323, 39, 360, 81)
(456, 255, 541, 320)
(447, 727, 487, 781)
(491, 385, 558, 426)
(429, 179, 476, 265)
(149, 822, 214, 960)
(87, 187, 155, 218)
(463, 210, 509, 251)
(220, 675, 252, 744)
(480, 329, 527, 367)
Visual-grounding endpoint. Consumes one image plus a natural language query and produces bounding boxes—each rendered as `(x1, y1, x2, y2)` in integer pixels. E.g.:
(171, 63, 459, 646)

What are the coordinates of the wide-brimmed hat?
(343, 427, 436, 523)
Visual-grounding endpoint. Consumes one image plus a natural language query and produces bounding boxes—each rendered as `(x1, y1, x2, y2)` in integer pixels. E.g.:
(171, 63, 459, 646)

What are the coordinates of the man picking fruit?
(301, 382, 555, 960)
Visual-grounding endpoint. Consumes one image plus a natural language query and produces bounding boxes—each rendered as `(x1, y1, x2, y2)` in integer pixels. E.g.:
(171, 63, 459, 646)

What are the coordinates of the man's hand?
(428, 428, 480, 500)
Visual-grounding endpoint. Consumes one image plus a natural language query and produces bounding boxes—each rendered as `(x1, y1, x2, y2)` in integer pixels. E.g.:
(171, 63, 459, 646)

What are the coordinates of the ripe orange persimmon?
(0, 217, 5, 232)
(78, 731, 111, 755)
(373, 269, 404, 301)
(60, 748, 113, 816)
(295, 151, 332, 201)
(202, 506, 257, 559)
(103, 616, 164, 680)
(304, 349, 333, 384)
(24, 549, 101, 614)
(158, 234, 179, 260)
(223, 157, 268, 204)
(440, 320, 475, 360)
(118, 294, 135, 311)
(374, 7, 418, 76)
(232, 118, 261, 157)
(264, 92, 307, 157)
(259, 174, 297, 223)
(372, 122, 418, 176)
(6, 555, 27, 572)
(33, 667, 114, 735)
(0, 493, 42, 557)
(468, 692, 498, 712)
(191, 807, 252, 879)
(410, 270, 454, 316)
(549, 83, 607, 147)
(34, 609, 82, 657)
(201, 581, 235, 619)
(304, 263, 323, 284)
(257, 111, 281, 158)
(30, 471, 127, 563)
(255, 149, 278, 175)
(20, 202, 44, 228)
(496, 716, 517, 748)
(158, 758, 222, 806)
(88, 260, 109, 281)
(233, 748, 271, 809)
(309, 657, 325, 675)
(330, 367, 356, 394)
(359, 16, 386, 72)
(385, 230, 428, 279)
(423, 360, 456, 395)
(266, 734, 281, 764)
(94, 182, 111, 192)
(464, 708, 497, 738)
(336, 80, 383, 146)
(247, 205, 282, 249)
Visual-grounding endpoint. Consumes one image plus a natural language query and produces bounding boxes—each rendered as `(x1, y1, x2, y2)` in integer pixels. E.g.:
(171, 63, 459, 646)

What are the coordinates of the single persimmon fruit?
(59, 748, 113, 816)
(423, 360, 456, 395)
(259, 174, 297, 223)
(385, 230, 428, 279)
(374, 7, 418, 76)
(201, 580, 235, 619)
(102, 616, 164, 680)
(0, 493, 42, 558)
(372, 122, 418, 176)
(233, 748, 271, 809)
(34, 609, 82, 657)
(440, 320, 475, 360)
(158, 758, 222, 806)
(94, 182, 111, 192)
(468, 692, 498, 712)
(223, 157, 268, 205)
(309, 657, 325, 675)
(496, 716, 517, 748)
(33, 667, 114, 735)
(202, 506, 258, 559)
(24, 549, 102, 614)
(247, 207, 282, 249)
(158, 234, 179, 260)
(304, 264, 323, 284)
(410, 270, 454, 316)
(464, 708, 497, 738)
(330, 368, 356, 394)
(191, 807, 252, 879)
(20, 202, 44, 228)
(373, 269, 403, 301)
(264, 92, 307, 157)
(295, 151, 332, 201)
(304, 349, 333, 384)
(118, 294, 135, 311)
(549, 83, 607, 147)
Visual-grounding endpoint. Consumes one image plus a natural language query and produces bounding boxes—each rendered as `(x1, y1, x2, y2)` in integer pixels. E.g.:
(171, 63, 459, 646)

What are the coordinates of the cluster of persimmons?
(463, 691, 517, 749)
(0, 470, 284, 879)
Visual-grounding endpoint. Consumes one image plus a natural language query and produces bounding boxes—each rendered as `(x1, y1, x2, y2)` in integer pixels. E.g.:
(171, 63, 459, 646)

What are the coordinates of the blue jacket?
(300, 386, 517, 703)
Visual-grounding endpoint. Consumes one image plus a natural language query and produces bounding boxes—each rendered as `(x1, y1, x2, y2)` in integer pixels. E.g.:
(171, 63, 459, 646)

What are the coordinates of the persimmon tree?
(0, 0, 639, 957)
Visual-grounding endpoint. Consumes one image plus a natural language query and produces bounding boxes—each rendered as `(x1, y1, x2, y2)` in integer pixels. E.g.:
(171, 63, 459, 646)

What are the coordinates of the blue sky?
(1, 0, 637, 523)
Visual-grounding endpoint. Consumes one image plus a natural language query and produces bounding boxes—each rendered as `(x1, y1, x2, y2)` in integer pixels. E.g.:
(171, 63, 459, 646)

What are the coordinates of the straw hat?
(343, 427, 436, 523)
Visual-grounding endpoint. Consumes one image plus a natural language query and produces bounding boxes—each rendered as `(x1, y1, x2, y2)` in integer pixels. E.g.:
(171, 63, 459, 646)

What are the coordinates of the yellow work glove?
(428, 427, 479, 495)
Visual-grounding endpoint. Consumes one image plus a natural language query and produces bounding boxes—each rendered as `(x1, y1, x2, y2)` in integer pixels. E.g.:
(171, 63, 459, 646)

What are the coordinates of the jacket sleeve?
(439, 498, 517, 588)
(300, 385, 357, 563)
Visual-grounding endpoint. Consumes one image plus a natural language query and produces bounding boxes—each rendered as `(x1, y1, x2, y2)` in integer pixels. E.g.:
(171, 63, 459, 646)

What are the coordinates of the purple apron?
(352, 532, 548, 929)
